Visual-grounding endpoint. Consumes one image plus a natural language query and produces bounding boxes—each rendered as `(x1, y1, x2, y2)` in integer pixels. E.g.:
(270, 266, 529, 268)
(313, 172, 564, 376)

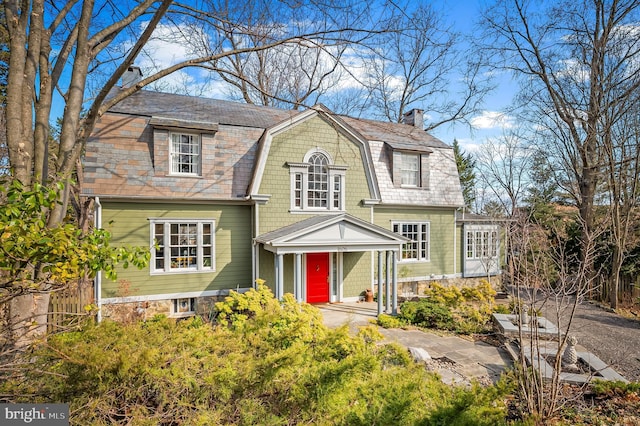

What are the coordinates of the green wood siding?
(373, 206, 457, 279)
(101, 202, 252, 298)
(343, 251, 371, 298)
(258, 115, 372, 233)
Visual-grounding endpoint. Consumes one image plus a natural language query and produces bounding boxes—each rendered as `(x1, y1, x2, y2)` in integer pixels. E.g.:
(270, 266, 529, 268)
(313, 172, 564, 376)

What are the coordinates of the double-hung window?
(170, 132, 200, 175)
(393, 150, 429, 188)
(400, 152, 420, 186)
(393, 222, 429, 261)
(289, 149, 346, 212)
(151, 219, 214, 273)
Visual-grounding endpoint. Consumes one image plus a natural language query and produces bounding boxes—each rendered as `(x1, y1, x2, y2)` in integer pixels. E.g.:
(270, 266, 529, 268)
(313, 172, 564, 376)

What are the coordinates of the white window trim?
(171, 297, 196, 318)
(168, 131, 202, 176)
(149, 218, 215, 275)
(400, 152, 420, 188)
(288, 150, 347, 212)
(392, 221, 430, 262)
(465, 227, 500, 260)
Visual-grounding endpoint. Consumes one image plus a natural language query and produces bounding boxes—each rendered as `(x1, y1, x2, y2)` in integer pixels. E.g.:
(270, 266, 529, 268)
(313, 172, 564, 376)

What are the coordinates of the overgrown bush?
(399, 298, 456, 330)
(397, 280, 500, 334)
(0, 284, 510, 425)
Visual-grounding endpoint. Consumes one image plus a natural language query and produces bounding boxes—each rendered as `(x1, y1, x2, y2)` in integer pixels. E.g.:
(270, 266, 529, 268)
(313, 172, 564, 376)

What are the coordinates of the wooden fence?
(47, 280, 95, 333)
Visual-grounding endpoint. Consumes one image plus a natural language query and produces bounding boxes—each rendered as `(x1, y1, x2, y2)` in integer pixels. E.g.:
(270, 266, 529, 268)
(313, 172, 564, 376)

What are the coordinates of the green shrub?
(591, 379, 640, 396)
(399, 298, 455, 330)
(1, 285, 510, 425)
(402, 280, 499, 334)
(376, 313, 406, 328)
(493, 304, 511, 314)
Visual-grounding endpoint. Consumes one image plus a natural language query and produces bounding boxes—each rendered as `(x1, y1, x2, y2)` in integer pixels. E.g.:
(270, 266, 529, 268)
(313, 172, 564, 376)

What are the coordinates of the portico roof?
(255, 214, 409, 255)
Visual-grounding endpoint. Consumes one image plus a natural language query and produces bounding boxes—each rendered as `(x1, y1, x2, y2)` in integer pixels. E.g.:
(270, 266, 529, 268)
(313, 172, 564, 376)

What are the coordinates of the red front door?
(306, 252, 330, 303)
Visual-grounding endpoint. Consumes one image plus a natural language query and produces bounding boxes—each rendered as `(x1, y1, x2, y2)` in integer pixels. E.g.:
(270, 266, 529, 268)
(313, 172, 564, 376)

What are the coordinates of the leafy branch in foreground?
(0, 178, 149, 348)
(0, 179, 149, 300)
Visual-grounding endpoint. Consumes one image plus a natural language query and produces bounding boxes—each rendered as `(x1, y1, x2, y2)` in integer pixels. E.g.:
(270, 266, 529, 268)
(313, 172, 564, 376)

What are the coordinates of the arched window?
(289, 149, 346, 212)
(307, 153, 329, 207)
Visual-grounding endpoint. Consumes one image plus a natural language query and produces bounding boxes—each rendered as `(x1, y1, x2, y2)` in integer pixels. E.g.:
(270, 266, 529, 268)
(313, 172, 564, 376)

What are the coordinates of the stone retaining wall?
(101, 295, 225, 323)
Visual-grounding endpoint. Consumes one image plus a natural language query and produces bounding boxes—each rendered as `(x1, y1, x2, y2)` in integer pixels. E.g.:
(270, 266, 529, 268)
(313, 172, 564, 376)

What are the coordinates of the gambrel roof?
(84, 89, 464, 208)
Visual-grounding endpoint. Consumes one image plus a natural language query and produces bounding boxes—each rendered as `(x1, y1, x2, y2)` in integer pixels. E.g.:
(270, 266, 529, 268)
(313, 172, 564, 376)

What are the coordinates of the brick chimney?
(121, 66, 143, 88)
(402, 109, 424, 129)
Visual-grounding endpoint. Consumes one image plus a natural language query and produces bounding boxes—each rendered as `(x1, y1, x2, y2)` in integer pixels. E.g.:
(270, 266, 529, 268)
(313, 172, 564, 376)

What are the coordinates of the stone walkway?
(318, 302, 512, 385)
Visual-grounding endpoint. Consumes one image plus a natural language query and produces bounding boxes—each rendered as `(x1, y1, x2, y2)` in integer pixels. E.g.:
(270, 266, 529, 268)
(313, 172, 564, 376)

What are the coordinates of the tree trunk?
(609, 245, 622, 309)
(3, 293, 51, 350)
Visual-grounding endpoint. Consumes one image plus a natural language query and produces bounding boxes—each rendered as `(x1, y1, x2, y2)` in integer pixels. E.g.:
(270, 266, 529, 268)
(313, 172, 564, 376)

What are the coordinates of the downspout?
(453, 207, 459, 277)
(94, 197, 103, 322)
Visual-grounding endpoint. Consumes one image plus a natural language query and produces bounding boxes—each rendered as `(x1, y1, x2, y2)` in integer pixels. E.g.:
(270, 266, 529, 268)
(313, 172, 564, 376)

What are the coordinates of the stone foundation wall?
(101, 295, 226, 323)
(373, 276, 503, 298)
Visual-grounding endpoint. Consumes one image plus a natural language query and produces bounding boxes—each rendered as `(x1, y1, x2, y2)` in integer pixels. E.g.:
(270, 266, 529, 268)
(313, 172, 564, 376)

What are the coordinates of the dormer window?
(289, 149, 346, 212)
(170, 132, 201, 175)
(400, 152, 420, 186)
(392, 149, 430, 189)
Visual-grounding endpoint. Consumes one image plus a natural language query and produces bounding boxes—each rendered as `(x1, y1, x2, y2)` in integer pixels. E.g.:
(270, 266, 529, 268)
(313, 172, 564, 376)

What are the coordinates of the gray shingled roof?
(341, 116, 450, 151)
(109, 89, 296, 129)
(110, 89, 451, 152)
(256, 215, 336, 243)
(99, 89, 463, 207)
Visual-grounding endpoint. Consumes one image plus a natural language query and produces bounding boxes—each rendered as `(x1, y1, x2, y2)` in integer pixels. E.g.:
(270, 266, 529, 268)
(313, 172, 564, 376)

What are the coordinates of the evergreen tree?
(524, 151, 558, 224)
(453, 139, 477, 210)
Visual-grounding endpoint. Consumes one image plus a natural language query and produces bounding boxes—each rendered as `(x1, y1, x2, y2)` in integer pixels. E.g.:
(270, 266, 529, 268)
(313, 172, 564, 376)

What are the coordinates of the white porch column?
(377, 251, 384, 316)
(392, 250, 398, 315)
(295, 253, 303, 302)
(275, 253, 284, 299)
(385, 250, 392, 313)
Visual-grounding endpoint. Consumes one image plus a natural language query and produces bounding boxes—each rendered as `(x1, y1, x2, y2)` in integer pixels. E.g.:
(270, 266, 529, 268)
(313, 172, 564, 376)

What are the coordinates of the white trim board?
(102, 288, 251, 305)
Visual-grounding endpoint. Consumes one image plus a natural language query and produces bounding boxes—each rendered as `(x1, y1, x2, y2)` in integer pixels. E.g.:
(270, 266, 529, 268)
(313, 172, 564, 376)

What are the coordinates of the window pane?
(154, 223, 165, 269)
(170, 133, 200, 175)
(174, 298, 195, 313)
(169, 223, 198, 269)
(394, 222, 429, 261)
(153, 221, 215, 273)
(308, 154, 328, 207)
(401, 153, 420, 186)
(294, 173, 302, 207)
(491, 231, 498, 257)
(333, 175, 341, 209)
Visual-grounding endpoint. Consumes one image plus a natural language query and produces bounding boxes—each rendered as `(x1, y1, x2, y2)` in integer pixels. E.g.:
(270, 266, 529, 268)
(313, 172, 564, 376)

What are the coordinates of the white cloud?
(470, 111, 515, 130)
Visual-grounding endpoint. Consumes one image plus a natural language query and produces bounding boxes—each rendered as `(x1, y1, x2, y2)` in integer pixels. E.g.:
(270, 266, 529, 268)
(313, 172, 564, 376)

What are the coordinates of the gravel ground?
(517, 290, 640, 383)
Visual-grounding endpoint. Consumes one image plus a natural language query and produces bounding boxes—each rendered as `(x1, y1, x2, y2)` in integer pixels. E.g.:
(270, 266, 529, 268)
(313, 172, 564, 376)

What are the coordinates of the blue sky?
(56, 0, 518, 153)
(428, 0, 519, 151)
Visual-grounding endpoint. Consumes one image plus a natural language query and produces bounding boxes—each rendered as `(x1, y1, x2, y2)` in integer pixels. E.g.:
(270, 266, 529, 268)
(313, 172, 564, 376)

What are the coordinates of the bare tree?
(481, 0, 640, 287)
(359, 3, 491, 129)
(2, 0, 390, 342)
(508, 211, 600, 422)
(602, 98, 640, 307)
(475, 131, 532, 217)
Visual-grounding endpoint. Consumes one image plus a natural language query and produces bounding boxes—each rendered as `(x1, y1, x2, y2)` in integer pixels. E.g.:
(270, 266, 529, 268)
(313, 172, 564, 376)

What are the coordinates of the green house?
(82, 84, 501, 320)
